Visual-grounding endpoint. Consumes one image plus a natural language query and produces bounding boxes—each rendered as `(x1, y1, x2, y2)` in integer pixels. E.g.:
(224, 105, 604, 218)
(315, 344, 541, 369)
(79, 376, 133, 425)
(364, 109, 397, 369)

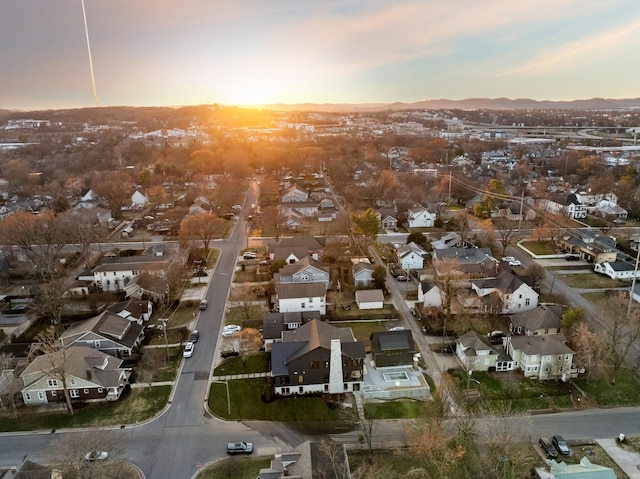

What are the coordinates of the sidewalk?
(596, 438, 640, 479)
(211, 372, 270, 381)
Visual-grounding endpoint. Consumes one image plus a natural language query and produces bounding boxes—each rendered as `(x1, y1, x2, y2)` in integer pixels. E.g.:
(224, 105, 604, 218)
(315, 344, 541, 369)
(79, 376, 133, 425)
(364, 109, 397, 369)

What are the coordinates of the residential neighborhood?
(0, 104, 639, 478)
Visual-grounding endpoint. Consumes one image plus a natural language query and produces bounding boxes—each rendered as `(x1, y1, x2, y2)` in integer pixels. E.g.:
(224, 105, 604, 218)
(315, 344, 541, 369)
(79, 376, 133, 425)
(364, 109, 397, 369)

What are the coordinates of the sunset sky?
(2, 1, 640, 110)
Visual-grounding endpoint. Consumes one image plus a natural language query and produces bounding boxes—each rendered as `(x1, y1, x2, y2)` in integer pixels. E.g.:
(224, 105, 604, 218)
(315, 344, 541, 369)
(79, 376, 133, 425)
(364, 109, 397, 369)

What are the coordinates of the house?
(396, 241, 428, 270)
(258, 441, 351, 479)
(188, 196, 212, 215)
(274, 256, 331, 289)
(130, 190, 149, 209)
(123, 272, 169, 302)
(275, 282, 327, 315)
(432, 247, 499, 278)
(106, 299, 153, 323)
(262, 311, 321, 350)
(564, 193, 587, 220)
(92, 254, 175, 292)
(535, 457, 617, 479)
(355, 289, 384, 310)
(270, 319, 365, 396)
(594, 261, 640, 280)
(456, 331, 512, 372)
(595, 199, 628, 219)
(470, 271, 539, 314)
(20, 346, 132, 405)
(269, 236, 325, 264)
(13, 459, 63, 479)
(506, 335, 576, 380)
(556, 230, 618, 264)
(370, 330, 416, 368)
(281, 185, 309, 203)
(352, 261, 375, 289)
(510, 304, 562, 336)
(430, 232, 461, 249)
(406, 204, 436, 228)
(418, 280, 443, 308)
(379, 207, 398, 230)
(59, 311, 145, 358)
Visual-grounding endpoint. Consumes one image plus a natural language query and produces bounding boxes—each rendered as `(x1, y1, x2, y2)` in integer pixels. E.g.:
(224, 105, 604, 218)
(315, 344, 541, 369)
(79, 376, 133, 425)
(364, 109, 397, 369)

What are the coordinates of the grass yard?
(449, 370, 574, 412)
(574, 369, 640, 407)
(0, 385, 171, 432)
(196, 456, 272, 479)
(557, 273, 627, 289)
(364, 399, 437, 419)
(225, 304, 268, 323)
(208, 378, 344, 422)
(331, 320, 388, 348)
(214, 353, 268, 375)
(520, 240, 558, 255)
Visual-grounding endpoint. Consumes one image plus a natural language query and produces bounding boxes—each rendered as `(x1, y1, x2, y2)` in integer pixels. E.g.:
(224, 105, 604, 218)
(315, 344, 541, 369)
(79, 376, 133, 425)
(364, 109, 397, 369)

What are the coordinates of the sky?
(2, 0, 640, 111)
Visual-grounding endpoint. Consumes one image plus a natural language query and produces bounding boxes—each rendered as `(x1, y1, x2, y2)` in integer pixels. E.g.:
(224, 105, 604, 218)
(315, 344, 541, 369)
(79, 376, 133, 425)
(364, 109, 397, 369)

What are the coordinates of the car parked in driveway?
(396, 275, 409, 282)
(183, 342, 195, 358)
(539, 437, 558, 458)
(189, 330, 199, 343)
(227, 441, 253, 455)
(220, 349, 240, 358)
(502, 256, 522, 266)
(552, 435, 570, 455)
(222, 325, 242, 337)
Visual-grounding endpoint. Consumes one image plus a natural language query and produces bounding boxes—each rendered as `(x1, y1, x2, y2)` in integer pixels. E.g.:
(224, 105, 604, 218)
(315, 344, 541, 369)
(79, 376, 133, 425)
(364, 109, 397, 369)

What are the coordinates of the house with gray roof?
(271, 319, 365, 396)
(510, 304, 562, 336)
(262, 311, 321, 350)
(269, 236, 325, 264)
(59, 311, 145, 358)
(470, 271, 538, 314)
(274, 256, 331, 289)
(506, 334, 576, 380)
(370, 330, 416, 368)
(456, 331, 513, 373)
(352, 261, 374, 289)
(20, 346, 131, 406)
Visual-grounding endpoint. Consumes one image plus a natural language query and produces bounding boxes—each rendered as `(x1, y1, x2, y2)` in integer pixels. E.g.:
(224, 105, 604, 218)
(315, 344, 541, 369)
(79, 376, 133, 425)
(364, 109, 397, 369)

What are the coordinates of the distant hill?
(260, 97, 640, 112)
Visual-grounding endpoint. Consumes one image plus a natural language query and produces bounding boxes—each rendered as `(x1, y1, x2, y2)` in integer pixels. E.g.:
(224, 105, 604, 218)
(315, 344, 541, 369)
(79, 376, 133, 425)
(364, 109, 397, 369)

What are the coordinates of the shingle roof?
(510, 334, 573, 356)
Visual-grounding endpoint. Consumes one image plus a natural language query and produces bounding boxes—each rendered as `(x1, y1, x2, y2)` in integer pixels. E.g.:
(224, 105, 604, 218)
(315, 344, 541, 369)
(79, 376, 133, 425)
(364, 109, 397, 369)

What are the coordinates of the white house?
(275, 282, 327, 315)
(396, 242, 428, 270)
(355, 289, 384, 310)
(470, 271, 538, 313)
(417, 280, 442, 308)
(352, 261, 375, 289)
(406, 204, 436, 228)
(594, 261, 640, 280)
(281, 186, 309, 203)
(131, 190, 149, 209)
(275, 257, 331, 289)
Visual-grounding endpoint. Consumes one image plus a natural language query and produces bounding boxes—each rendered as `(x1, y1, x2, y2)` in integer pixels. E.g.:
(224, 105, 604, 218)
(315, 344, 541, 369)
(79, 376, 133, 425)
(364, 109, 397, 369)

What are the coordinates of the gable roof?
(457, 330, 498, 356)
(510, 334, 573, 356)
(60, 311, 144, 349)
(276, 282, 327, 300)
(471, 271, 531, 295)
(370, 330, 415, 353)
(510, 304, 562, 331)
(355, 289, 384, 303)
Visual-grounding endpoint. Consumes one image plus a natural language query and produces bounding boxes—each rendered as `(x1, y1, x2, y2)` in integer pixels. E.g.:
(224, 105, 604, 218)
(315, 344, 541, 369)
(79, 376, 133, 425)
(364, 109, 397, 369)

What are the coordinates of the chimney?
(328, 338, 344, 394)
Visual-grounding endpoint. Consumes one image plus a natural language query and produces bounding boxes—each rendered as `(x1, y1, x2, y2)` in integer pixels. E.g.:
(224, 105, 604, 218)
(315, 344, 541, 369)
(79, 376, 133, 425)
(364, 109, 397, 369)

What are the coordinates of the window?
(25, 393, 31, 401)
(98, 388, 103, 393)
(298, 375, 303, 383)
(51, 391, 57, 396)
(84, 389, 89, 395)
(525, 298, 530, 306)
(301, 274, 310, 281)
(299, 386, 304, 393)
(94, 340, 101, 348)
(37, 392, 44, 400)
(70, 378, 76, 386)
(324, 384, 329, 392)
(70, 389, 79, 398)
(324, 361, 329, 368)
(47, 379, 58, 387)
(310, 361, 319, 369)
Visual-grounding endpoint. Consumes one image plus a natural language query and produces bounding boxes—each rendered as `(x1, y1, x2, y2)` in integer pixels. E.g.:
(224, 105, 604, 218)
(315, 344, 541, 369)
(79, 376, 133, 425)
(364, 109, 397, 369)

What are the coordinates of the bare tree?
(341, 401, 375, 455)
(31, 278, 69, 325)
(229, 328, 263, 367)
(568, 321, 604, 380)
(316, 441, 351, 479)
(34, 327, 74, 414)
(91, 171, 134, 219)
(178, 212, 226, 259)
(523, 263, 546, 291)
(493, 218, 520, 255)
(49, 429, 129, 479)
(597, 292, 640, 382)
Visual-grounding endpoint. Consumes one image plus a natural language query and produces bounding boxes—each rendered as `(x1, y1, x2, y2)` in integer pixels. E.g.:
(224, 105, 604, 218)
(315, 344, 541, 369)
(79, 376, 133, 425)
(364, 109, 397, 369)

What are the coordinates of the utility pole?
(81, 0, 99, 107)
(517, 190, 524, 233)
(448, 174, 452, 206)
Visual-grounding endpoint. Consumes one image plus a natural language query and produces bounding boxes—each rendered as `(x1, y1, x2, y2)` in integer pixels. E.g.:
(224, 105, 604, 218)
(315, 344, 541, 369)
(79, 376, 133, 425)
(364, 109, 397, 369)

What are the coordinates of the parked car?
(243, 252, 256, 260)
(192, 267, 208, 277)
(227, 441, 253, 455)
(183, 342, 195, 358)
(85, 451, 108, 461)
(539, 437, 558, 458)
(189, 330, 199, 343)
(199, 300, 208, 310)
(222, 325, 242, 337)
(232, 204, 242, 210)
(488, 331, 506, 343)
(389, 326, 405, 331)
(220, 349, 240, 358)
(552, 435, 570, 455)
(565, 255, 580, 261)
(396, 275, 409, 282)
(502, 256, 522, 266)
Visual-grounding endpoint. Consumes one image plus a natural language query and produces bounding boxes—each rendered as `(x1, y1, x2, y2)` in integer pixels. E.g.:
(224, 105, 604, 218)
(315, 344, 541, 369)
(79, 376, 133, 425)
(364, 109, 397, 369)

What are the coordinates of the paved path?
(596, 438, 640, 479)
(211, 372, 270, 381)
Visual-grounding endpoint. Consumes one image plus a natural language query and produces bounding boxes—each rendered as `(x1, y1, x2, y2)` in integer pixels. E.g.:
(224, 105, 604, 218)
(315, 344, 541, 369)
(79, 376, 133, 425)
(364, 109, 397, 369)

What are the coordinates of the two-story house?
(275, 282, 327, 315)
(470, 271, 539, 314)
(406, 204, 436, 228)
(456, 331, 513, 372)
(509, 304, 562, 336)
(274, 257, 331, 289)
(271, 319, 365, 396)
(269, 236, 325, 264)
(506, 335, 576, 381)
(20, 346, 131, 406)
(396, 242, 428, 270)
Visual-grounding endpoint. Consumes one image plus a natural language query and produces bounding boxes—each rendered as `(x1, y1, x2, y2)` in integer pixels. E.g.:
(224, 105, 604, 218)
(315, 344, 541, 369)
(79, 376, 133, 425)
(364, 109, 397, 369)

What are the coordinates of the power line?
(81, 0, 99, 107)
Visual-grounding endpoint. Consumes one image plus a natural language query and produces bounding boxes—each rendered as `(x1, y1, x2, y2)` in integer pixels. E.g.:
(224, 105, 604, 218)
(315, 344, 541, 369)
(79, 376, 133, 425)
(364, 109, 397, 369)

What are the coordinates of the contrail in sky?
(81, 0, 99, 107)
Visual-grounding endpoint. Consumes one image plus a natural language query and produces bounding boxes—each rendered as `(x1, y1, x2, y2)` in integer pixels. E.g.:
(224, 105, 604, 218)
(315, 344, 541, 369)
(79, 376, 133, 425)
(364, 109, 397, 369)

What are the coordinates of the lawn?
(0, 385, 171, 432)
(520, 240, 558, 255)
(208, 378, 345, 422)
(213, 353, 268, 375)
(196, 456, 272, 479)
(448, 370, 574, 412)
(331, 320, 388, 348)
(574, 368, 640, 407)
(225, 304, 268, 324)
(557, 273, 627, 289)
(364, 399, 436, 419)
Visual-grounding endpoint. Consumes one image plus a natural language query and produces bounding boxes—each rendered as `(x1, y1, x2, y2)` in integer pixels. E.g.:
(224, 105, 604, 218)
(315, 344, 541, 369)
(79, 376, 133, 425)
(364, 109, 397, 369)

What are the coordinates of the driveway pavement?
(596, 438, 640, 479)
